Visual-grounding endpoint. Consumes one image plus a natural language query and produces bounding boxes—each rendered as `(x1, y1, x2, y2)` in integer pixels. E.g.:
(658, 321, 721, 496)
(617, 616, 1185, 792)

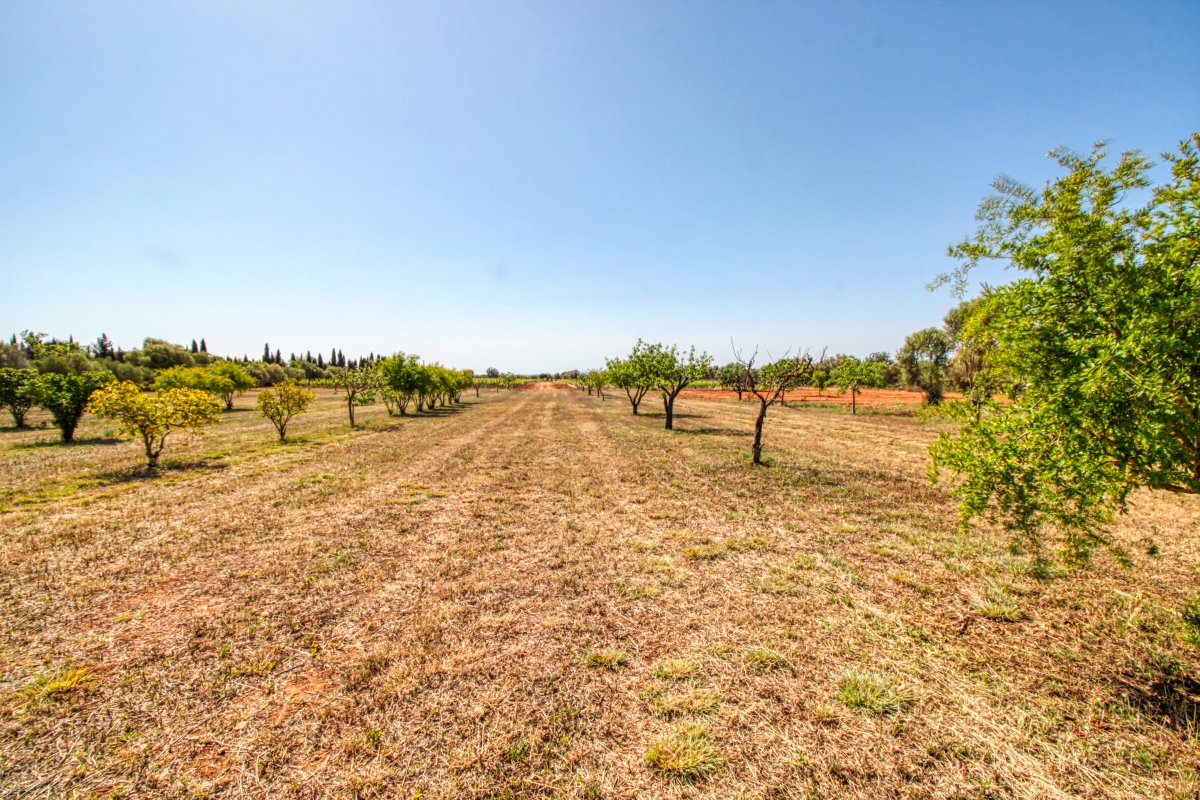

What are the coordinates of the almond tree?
(931, 134, 1200, 560)
(831, 355, 887, 415)
(331, 367, 378, 426)
(735, 348, 815, 464)
(630, 340, 713, 430)
(606, 356, 651, 414)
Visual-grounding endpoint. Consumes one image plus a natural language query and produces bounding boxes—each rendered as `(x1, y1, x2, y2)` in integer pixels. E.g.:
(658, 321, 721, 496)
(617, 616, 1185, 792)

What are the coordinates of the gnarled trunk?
(752, 398, 768, 464)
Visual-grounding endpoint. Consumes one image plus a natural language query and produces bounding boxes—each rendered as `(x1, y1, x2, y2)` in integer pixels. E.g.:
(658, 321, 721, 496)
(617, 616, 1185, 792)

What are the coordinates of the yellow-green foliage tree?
(208, 361, 256, 410)
(154, 365, 232, 398)
(256, 379, 314, 441)
(87, 381, 222, 469)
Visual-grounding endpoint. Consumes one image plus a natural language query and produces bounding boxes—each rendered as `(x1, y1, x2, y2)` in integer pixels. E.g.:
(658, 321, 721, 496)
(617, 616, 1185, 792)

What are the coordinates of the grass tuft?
(645, 724, 722, 780)
(836, 668, 914, 715)
(652, 658, 704, 681)
(682, 543, 725, 561)
(22, 666, 96, 703)
(971, 580, 1026, 621)
(647, 687, 719, 717)
(744, 647, 789, 671)
(584, 648, 630, 670)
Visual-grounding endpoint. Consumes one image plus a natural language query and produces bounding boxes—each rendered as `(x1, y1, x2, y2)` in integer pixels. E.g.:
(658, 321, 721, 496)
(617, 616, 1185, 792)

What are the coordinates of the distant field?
(2, 386, 1198, 798)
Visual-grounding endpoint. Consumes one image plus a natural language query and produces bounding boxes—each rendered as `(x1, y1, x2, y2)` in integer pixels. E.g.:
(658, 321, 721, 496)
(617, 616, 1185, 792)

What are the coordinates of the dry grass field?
(2, 385, 1198, 799)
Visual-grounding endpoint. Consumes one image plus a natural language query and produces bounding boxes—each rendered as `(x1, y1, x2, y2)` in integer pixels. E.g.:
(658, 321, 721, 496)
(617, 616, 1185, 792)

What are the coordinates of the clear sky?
(2, 1, 1197, 372)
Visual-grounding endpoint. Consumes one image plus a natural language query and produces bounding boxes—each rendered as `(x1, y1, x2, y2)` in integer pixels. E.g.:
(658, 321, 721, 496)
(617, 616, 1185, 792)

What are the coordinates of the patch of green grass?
(682, 543, 725, 561)
(22, 666, 96, 703)
(617, 582, 663, 600)
(501, 736, 530, 764)
(652, 658, 704, 681)
(637, 556, 674, 574)
(647, 687, 719, 717)
(645, 724, 722, 780)
(744, 647, 789, 671)
(971, 581, 1026, 621)
(584, 648, 630, 670)
(724, 536, 770, 552)
(750, 570, 797, 595)
(888, 570, 934, 595)
(836, 668, 914, 715)
(1183, 597, 1200, 647)
(752, 555, 819, 595)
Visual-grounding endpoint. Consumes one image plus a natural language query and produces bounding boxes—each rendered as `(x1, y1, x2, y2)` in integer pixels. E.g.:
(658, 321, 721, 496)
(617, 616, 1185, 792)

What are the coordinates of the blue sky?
(2, 1, 1197, 372)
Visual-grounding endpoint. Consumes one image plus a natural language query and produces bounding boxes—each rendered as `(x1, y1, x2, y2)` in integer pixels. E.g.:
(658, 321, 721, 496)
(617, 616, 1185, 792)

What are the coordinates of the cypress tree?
(263, 343, 271, 362)
(200, 338, 207, 353)
(191, 339, 199, 353)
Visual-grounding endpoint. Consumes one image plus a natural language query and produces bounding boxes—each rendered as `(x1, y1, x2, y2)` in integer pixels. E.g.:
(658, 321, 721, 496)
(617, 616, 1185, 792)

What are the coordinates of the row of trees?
(0, 332, 419, 388)
(597, 340, 827, 465)
(0, 337, 483, 467)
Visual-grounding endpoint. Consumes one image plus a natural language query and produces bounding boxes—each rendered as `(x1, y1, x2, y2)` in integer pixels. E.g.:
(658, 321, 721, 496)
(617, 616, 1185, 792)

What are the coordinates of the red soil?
(679, 387, 952, 406)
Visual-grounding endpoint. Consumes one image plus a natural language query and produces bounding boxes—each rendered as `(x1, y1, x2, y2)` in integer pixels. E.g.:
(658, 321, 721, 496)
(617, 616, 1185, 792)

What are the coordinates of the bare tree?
(734, 344, 819, 465)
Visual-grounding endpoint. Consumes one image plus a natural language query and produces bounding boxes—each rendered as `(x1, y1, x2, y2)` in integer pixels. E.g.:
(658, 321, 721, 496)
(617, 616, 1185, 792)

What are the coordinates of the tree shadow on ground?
(94, 458, 229, 486)
(1117, 656, 1200, 735)
(12, 436, 125, 449)
(674, 427, 746, 437)
(412, 405, 469, 418)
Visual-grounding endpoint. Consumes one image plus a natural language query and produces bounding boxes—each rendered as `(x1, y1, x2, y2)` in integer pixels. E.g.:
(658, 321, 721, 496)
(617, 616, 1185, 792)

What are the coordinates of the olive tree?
(257, 379, 314, 441)
(930, 134, 1200, 560)
(0, 368, 38, 428)
(897, 327, 952, 403)
(629, 340, 713, 430)
(87, 381, 222, 469)
(31, 372, 114, 442)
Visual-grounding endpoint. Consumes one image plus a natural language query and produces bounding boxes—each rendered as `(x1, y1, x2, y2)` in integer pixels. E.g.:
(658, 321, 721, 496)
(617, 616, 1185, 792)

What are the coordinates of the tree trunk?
(736, 389, 743, 401)
(348, 400, 356, 427)
(851, 388, 857, 415)
(664, 392, 675, 430)
(752, 399, 768, 464)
